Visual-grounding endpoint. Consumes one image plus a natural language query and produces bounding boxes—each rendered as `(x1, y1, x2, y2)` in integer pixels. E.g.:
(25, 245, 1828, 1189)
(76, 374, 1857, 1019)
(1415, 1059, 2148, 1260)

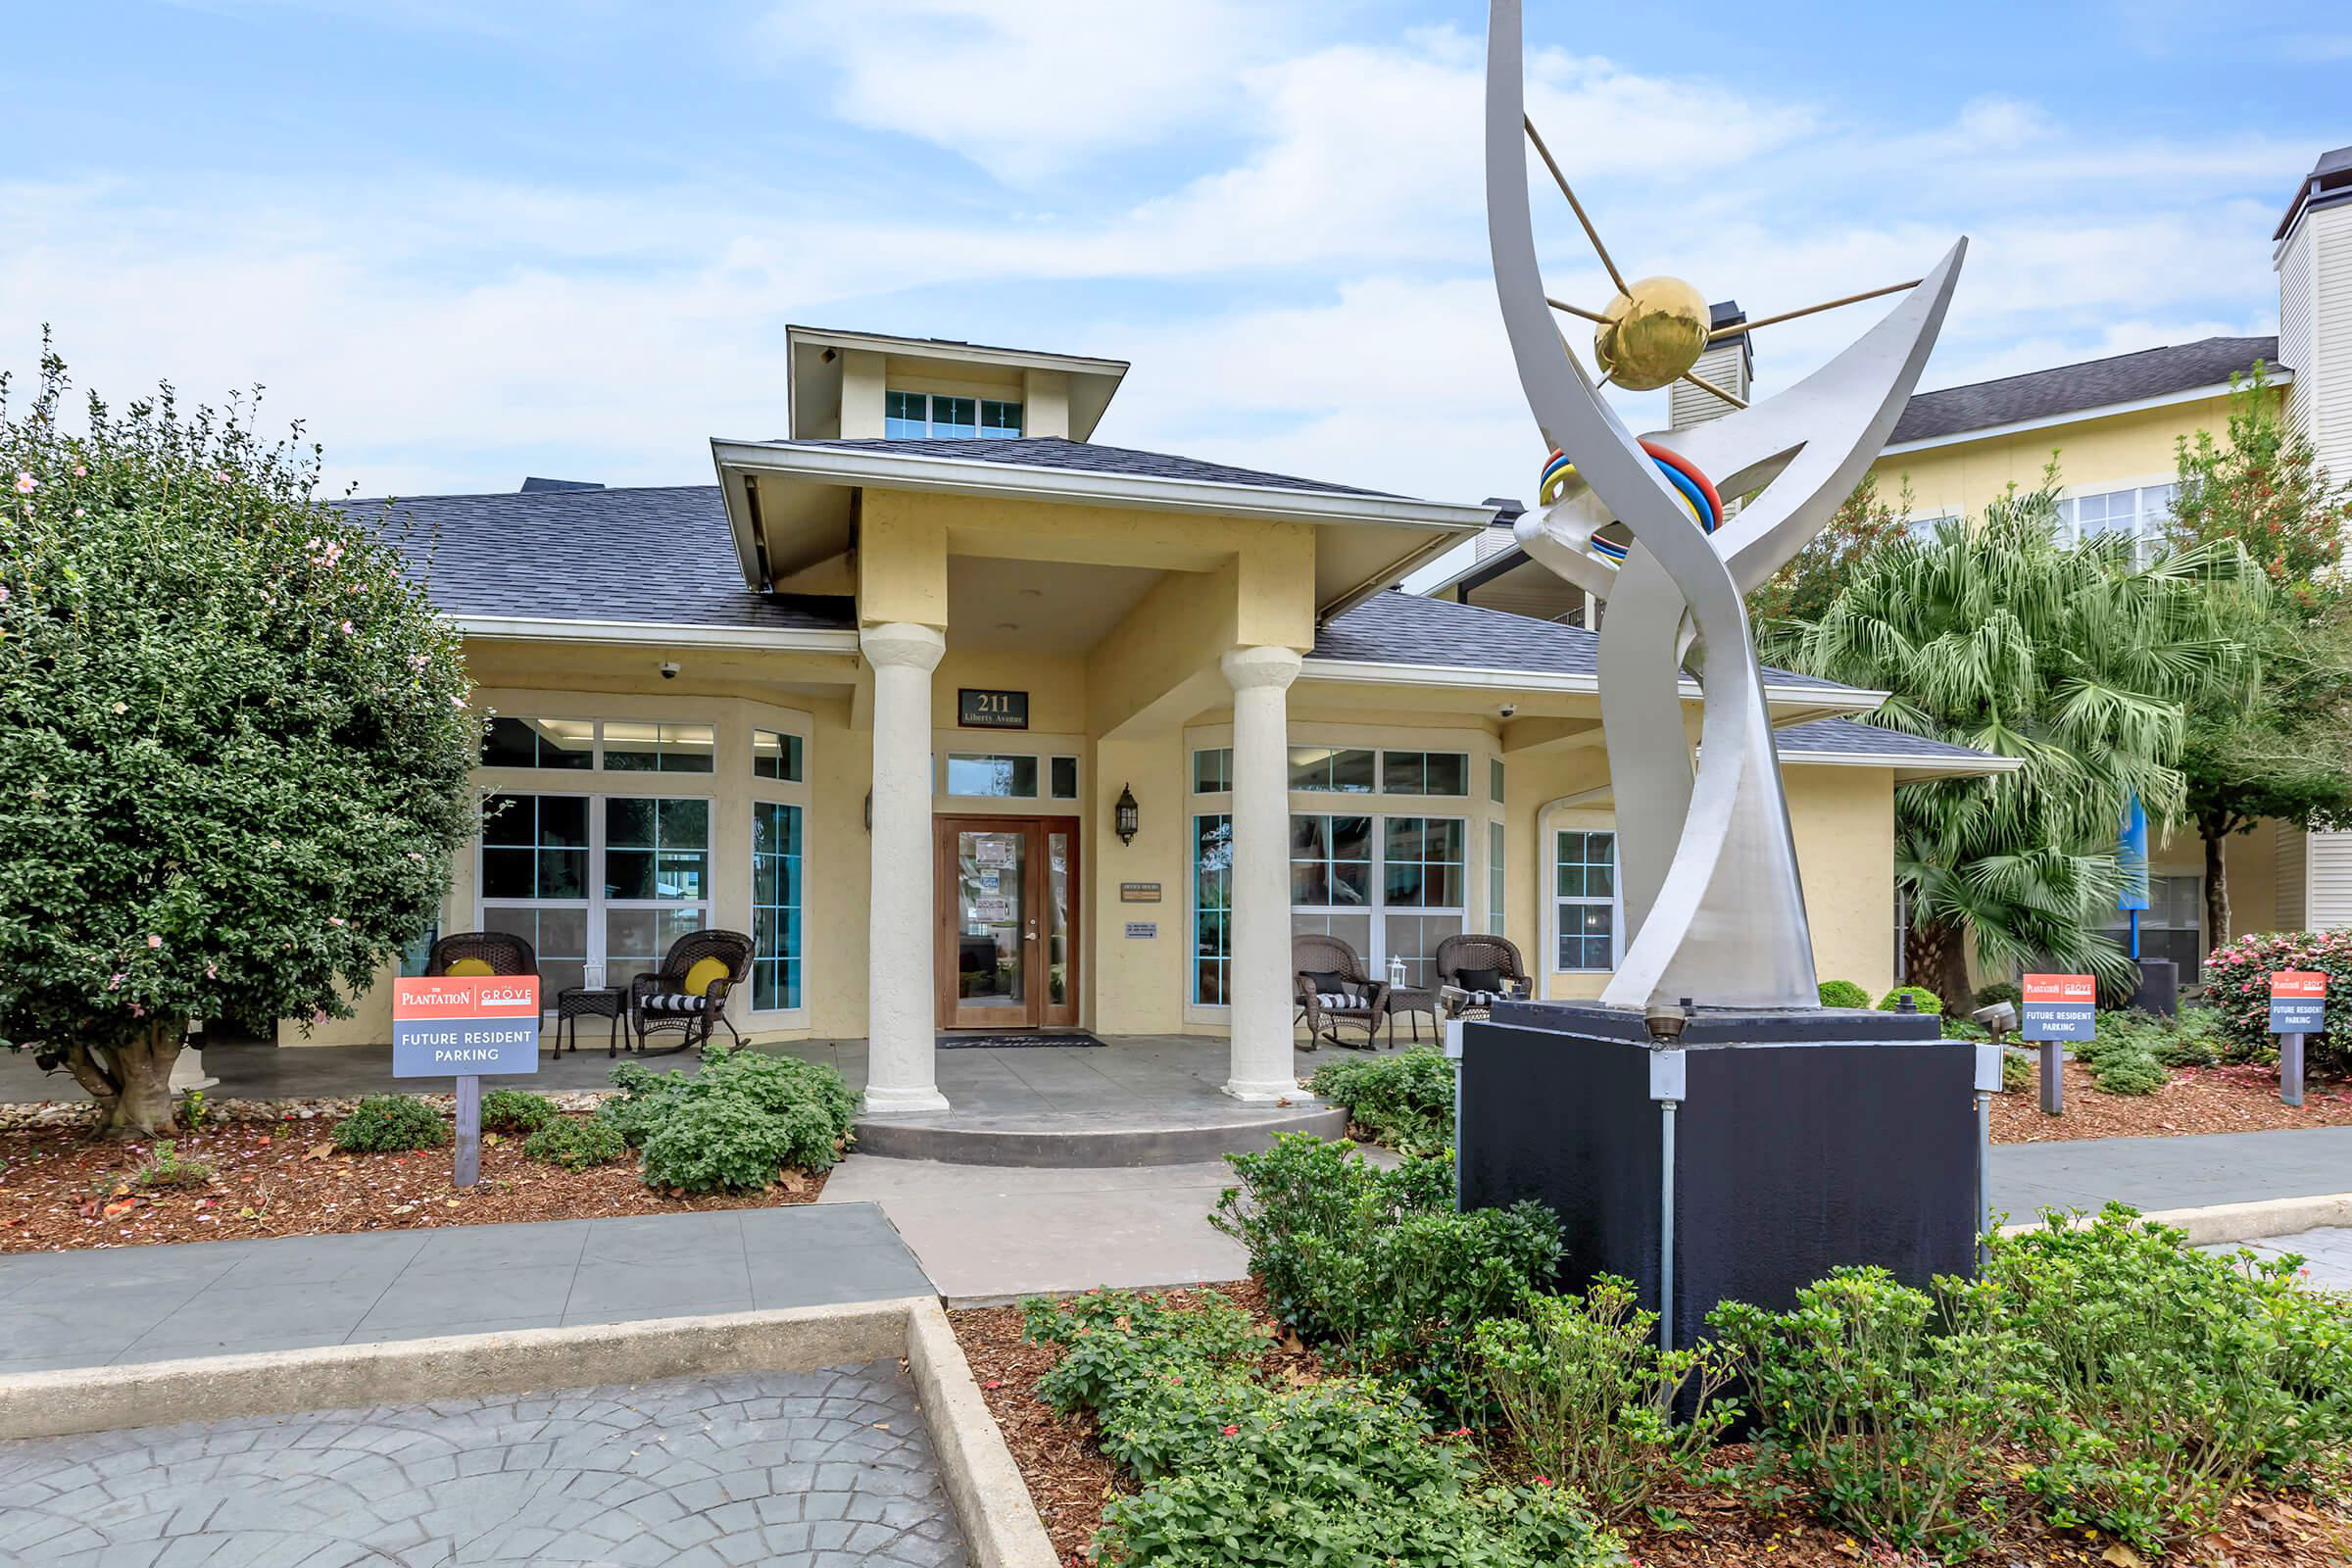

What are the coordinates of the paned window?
(753, 729, 804, 782)
(602, 722, 714, 773)
(946, 754, 1040, 798)
(1193, 748, 1233, 794)
(752, 802, 803, 1010)
(1192, 813, 1233, 1004)
(481, 717, 594, 769)
(1554, 829, 1619, 971)
(1287, 746, 1376, 793)
(1383, 751, 1469, 795)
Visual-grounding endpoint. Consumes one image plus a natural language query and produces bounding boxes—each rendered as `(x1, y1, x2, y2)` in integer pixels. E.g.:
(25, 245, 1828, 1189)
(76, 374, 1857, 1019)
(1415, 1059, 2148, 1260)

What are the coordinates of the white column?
(860, 622, 950, 1114)
(1220, 645, 1304, 1102)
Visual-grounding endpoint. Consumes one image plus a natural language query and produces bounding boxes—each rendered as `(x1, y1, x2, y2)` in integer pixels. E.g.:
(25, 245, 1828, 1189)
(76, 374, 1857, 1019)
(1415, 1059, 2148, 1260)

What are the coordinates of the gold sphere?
(1592, 275, 1710, 392)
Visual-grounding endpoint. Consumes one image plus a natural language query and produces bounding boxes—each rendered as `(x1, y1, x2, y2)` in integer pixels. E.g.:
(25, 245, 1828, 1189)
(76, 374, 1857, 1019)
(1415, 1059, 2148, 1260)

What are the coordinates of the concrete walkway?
(0, 1363, 969, 1568)
(2214, 1226, 2352, 1289)
(0, 1203, 933, 1375)
(1987, 1125, 2352, 1218)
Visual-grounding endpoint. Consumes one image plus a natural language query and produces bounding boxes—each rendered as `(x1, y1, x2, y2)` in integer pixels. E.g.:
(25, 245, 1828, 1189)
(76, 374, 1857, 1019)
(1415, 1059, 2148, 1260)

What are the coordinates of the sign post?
(392, 975, 542, 1188)
(2269, 970, 2325, 1108)
(2021, 973, 2095, 1117)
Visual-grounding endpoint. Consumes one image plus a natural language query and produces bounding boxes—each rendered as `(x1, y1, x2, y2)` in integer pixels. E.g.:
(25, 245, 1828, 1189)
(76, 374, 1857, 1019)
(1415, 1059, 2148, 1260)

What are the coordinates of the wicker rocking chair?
(423, 930, 538, 979)
(1293, 932, 1388, 1051)
(1434, 933, 1532, 1021)
(629, 929, 754, 1055)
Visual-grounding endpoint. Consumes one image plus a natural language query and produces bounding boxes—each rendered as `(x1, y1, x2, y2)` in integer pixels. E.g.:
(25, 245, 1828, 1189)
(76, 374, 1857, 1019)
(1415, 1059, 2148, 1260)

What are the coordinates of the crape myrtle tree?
(1763, 479, 2250, 1008)
(2166, 367, 2352, 942)
(0, 341, 476, 1135)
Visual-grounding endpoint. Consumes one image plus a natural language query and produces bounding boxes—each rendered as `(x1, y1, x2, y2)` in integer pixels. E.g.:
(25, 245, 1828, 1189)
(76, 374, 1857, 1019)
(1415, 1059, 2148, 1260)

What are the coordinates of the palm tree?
(1762, 483, 2252, 1005)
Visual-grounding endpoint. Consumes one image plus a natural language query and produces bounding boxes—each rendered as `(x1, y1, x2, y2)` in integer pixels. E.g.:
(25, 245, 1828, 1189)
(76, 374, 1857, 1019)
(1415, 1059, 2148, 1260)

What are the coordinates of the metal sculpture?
(1485, 0, 1965, 1009)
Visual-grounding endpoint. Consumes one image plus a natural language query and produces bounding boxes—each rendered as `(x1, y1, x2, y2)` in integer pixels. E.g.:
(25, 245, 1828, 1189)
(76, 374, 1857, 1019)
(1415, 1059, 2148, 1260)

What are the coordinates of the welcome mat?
(937, 1031, 1108, 1050)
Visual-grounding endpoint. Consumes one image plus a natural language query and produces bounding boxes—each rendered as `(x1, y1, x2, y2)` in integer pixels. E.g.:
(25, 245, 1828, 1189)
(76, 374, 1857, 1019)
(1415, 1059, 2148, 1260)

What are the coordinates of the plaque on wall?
(1119, 882, 1163, 903)
(958, 689, 1029, 730)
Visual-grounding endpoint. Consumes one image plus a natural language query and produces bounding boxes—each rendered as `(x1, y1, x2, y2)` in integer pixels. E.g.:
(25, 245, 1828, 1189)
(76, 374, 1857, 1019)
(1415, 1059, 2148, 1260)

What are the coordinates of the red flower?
(1533, 1476, 1553, 1488)
(1220, 1424, 1239, 1437)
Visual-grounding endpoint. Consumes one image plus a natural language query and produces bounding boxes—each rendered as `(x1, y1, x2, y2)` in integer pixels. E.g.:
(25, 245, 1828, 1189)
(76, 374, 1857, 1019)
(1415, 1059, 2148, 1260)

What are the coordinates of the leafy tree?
(1764, 480, 2249, 1006)
(2166, 367, 2352, 942)
(1747, 470, 1917, 630)
(0, 340, 475, 1134)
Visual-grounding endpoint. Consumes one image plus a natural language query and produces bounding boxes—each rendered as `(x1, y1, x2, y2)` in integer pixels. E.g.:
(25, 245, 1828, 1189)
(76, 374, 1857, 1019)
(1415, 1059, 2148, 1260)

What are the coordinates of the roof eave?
(1884, 370, 2291, 457)
(1781, 747, 2025, 782)
(452, 613, 858, 653)
(1296, 656, 1886, 714)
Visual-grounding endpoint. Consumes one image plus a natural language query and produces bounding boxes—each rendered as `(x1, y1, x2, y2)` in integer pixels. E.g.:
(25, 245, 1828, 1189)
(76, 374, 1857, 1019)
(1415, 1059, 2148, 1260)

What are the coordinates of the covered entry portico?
(714, 419, 1496, 1115)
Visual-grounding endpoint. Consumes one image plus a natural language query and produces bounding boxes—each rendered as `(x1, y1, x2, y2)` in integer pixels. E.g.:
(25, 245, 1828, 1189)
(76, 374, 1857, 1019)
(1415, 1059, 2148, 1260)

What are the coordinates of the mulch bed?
(1990, 1058, 2352, 1144)
(952, 1282, 2352, 1568)
(0, 1113, 823, 1252)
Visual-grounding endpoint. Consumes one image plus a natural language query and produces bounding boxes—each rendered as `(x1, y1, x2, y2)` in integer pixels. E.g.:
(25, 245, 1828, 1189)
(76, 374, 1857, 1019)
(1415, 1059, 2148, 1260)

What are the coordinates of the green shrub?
(1472, 1275, 1736, 1524)
(1986, 1205, 2352, 1553)
(478, 1088, 556, 1134)
(1816, 979, 1871, 1009)
(332, 1095, 450, 1152)
(1973, 980, 2024, 1011)
(600, 1045, 858, 1192)
(2150, 1004, 2225, 1068)
(2001, 1050, 2033, 1094)
(2201, 929, 2352, 1069)
(1210, 1135, 1560, 1415)
(1307, 1048, 1454, 1155)
(1024, 1289, 1623, 1568)
(2076, 1013, 2173, 1095)
(1709, 1268, 2024, 1562)
(129, 1139, 211, 1190)
(1876, 985, 1943, 1015)
(521, 1115, 626, 1171)
(2088, 1048, 2166, 1096)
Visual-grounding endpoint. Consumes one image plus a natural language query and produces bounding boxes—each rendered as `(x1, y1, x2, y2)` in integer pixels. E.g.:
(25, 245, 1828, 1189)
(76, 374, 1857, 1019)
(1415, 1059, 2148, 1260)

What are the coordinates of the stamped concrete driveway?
(0, 1362, 968, 1567)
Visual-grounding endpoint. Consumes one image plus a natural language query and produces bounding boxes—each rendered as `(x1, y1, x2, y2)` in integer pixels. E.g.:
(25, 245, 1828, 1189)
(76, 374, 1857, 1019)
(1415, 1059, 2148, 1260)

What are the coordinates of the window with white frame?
(1905, 513, 1959, 540)
(1383, 751, 1469, 796)
(1286, 812, 1466, 990)
(478, 792, 713, 997)
(884, 390, 1022, 439)
(1288, 745, 1376, 793)
(2060, 484, 2176, 564)
(946, 754, 1040, 798)
(1490, 758, 1506, 805)
(1192, 813, 1233, 1004)
(481, 717, 595, 769)
(752, 801, 803, 1010)
(1050, 756, 1079, 801)
(1193, 748, 1233, 794)
(1554, 828, 1619, 971)
(753, 729, 804, 782)
(1488, 820, 1506, 937)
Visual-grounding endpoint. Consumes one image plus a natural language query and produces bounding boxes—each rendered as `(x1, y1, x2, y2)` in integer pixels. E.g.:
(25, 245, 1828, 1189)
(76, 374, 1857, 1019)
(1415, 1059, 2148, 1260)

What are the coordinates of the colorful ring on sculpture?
(1538, 441, 1723, 566)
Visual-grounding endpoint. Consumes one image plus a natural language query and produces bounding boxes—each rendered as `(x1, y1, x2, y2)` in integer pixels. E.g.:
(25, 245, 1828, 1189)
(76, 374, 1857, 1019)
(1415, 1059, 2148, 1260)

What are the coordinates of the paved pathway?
(2208, 1225, 2352, 1290)
(0, 1362, 967, 1567)
(1986, 1125, 2352, 1218)
(0, 1203, 933, 1375)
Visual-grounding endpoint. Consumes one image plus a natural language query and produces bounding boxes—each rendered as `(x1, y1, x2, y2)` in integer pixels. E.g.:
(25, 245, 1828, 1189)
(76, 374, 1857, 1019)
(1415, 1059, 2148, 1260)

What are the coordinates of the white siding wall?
(2311, 203, 2352, 482)
(2276, 821, 2309, 931)
(1669, 339, 1750, 430)
(2278, 218, 2316, 443)
(2310, 830, 2352, 930)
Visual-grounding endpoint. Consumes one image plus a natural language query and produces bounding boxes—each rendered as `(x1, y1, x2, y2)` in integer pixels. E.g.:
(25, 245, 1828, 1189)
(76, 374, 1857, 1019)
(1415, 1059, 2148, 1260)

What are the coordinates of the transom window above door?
(885, 390, 1022, 439)
(479, 718, 718, 774)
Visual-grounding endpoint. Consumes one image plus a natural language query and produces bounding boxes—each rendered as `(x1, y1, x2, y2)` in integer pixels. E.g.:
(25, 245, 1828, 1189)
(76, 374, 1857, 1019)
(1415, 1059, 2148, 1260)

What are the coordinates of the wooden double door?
(934, 815, 1081, 1031)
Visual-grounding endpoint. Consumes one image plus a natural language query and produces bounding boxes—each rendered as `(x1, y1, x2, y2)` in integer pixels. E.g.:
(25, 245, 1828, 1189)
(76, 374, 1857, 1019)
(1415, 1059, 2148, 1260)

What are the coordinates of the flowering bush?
(0, 341, 476, 1134)
(2199, 929, 2352, 1071)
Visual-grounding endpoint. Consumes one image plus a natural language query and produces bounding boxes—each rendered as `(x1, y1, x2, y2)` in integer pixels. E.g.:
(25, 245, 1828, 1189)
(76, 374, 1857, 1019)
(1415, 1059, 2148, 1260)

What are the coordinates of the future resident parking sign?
(2021, 973, 2096, 1042)
(2270, 971, 2327, 1034)
(392, 975, 542, 1078)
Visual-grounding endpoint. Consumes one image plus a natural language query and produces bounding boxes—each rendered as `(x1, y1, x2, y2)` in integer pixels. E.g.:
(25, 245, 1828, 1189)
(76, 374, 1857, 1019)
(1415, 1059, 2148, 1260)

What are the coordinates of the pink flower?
(205, 962, 217, 980)
(339, 619, 355, 635)
(451, 695, 466, 710)
(108, 972, 124, 991)
(13, 472, 34, 494)
(0, 586, 9, 605)
(129, 1004, 145, 1017)
(328, 916, 345, 927)
(146, 934, 162, 949)
(72, 464, 84, 476)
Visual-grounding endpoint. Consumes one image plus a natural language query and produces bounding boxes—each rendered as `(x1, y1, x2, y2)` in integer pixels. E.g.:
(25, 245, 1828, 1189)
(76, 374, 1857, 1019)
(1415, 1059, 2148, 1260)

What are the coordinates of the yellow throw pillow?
(445, 957, 496, 977)
(682, 956, 731, 998)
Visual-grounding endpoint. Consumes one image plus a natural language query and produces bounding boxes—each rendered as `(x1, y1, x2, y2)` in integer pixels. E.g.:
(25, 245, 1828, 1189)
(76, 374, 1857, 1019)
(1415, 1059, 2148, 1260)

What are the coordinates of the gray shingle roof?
(346, 485, 853, 632)
(1774, 717, 1999, 765)
(775, 435, 1400, 499)
(1889, 336, 2280, 446)
(1311, 590, 1855, 691)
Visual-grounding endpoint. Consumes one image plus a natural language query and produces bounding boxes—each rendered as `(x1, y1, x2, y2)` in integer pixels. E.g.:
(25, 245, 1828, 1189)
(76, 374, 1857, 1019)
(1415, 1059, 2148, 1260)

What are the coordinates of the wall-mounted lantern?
(1114, 784, 1140, 846)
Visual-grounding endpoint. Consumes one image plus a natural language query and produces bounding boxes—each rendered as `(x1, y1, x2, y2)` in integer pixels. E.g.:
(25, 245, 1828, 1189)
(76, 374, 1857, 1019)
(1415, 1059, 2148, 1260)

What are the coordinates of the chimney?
(1474, 496, 1526, 562)
(1667, 301, 1750, 430)
(2277, 146, 2352, 481)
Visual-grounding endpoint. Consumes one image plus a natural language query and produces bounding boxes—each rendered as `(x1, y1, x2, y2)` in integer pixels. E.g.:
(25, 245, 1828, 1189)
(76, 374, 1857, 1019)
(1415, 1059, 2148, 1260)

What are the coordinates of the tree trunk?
(64, 1020, 184, 1137)
(1906, 920, 1973, 1014)
(2202, 822, 2231, 949)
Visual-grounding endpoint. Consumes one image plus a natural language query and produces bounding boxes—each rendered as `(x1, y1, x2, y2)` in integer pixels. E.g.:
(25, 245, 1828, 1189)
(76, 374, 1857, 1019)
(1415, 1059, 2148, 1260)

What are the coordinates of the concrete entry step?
(853, 1102, 1348, 1166)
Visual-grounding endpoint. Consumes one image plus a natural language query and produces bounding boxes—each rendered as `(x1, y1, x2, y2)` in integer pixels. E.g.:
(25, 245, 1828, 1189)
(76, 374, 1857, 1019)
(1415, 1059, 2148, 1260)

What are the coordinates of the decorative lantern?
(1114, 784, 1140, 846)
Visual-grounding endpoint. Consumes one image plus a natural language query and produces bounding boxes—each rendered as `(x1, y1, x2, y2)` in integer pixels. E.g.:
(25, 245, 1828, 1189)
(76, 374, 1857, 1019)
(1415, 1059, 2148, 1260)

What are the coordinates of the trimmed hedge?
(2201, 930, 2352, 1071)
(1306, 1048, 1454, 1154)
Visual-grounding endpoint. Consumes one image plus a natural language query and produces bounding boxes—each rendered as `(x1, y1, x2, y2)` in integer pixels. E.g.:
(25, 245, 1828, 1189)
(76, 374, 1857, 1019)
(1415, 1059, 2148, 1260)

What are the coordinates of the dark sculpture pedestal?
(1458, 1001, 1984, 1350)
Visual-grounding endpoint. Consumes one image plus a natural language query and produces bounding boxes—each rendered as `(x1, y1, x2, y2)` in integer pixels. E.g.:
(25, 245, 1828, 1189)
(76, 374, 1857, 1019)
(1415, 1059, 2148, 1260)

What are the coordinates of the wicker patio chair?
(1293, 933, 1388, 1051)
(423, 930, 538, 979)
(629, 929, 754, 1055)
(1435, 933, 1532, 1021)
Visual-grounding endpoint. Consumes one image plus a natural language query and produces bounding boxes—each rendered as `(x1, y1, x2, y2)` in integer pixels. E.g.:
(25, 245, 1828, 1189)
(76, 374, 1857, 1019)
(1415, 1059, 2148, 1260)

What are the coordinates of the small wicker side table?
(555, 986, 626, 1058)
(1383, 986, 1442, 1047)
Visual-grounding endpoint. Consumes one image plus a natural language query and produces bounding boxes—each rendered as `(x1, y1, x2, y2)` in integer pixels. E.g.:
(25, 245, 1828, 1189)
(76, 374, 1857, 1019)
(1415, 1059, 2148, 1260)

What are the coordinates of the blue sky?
(3, 1, 2345, 506)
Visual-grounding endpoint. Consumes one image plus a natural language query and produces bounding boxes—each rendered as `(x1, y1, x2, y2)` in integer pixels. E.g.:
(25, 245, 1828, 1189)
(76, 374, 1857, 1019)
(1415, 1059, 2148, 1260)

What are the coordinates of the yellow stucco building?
(293, 320, 2007, 1114)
